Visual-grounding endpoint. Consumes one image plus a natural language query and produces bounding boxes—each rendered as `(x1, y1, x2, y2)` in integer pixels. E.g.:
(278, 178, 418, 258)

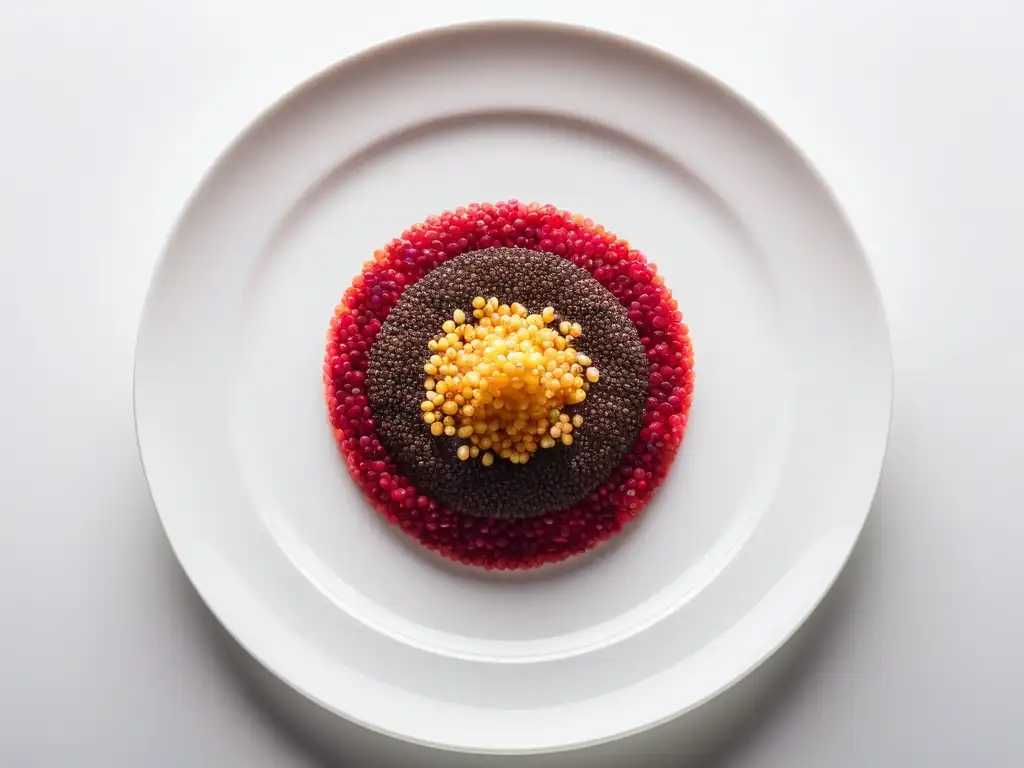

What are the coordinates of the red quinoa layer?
(323, 201, 694, 570)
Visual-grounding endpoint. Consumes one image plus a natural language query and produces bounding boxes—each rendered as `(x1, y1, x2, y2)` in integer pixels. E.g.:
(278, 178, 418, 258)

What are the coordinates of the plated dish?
(135, 21, 891, 755)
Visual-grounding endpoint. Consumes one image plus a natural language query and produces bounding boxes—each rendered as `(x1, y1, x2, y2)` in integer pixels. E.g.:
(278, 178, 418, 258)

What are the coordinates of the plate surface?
(135, 21, 892, 754)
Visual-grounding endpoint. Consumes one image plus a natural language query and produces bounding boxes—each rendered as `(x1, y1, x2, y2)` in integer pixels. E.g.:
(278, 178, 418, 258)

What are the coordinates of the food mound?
(324, 201, 693, 570)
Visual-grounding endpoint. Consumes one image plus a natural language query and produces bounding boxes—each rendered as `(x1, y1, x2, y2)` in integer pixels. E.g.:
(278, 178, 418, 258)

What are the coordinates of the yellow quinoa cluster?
(420, 297, 600, 465)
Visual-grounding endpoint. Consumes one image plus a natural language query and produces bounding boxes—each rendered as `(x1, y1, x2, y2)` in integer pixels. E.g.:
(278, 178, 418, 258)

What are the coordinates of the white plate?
(135, 21, 892, 755)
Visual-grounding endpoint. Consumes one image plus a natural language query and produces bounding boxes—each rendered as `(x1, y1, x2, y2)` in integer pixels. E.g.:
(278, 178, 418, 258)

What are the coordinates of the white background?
(1, 1, 1022, 766)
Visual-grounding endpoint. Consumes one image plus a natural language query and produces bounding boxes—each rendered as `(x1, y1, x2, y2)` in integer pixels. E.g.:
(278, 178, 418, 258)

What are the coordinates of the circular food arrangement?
(323, 201, 694, 569)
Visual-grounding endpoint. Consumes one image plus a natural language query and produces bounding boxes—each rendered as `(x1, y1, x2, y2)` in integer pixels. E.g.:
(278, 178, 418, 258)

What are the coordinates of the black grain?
(366, 248, 647, 519)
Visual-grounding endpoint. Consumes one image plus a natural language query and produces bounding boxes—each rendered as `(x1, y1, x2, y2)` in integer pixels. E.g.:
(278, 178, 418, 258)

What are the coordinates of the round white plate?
(135, 21, 892, 755)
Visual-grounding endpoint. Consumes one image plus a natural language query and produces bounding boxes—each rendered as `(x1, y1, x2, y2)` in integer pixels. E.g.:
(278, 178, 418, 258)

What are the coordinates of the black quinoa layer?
(366, 247, 648, 519)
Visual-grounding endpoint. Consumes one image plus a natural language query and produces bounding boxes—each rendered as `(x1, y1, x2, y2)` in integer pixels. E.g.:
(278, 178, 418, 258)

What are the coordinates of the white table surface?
(2, 1, 1022, 765)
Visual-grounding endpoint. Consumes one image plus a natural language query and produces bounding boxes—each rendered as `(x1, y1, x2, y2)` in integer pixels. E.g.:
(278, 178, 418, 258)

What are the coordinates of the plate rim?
(133, 17, 894, 755)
